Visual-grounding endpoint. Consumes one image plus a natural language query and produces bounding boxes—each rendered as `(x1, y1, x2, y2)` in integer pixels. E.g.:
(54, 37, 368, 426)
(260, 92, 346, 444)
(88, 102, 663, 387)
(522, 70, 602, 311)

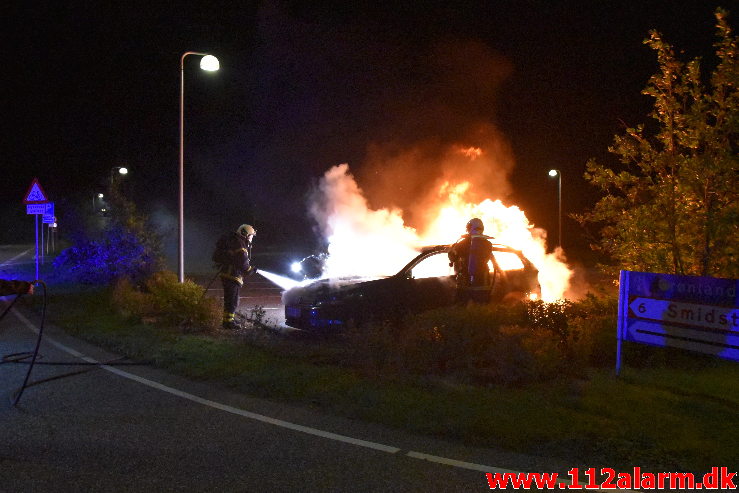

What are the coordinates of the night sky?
(3, 1, 733, 268)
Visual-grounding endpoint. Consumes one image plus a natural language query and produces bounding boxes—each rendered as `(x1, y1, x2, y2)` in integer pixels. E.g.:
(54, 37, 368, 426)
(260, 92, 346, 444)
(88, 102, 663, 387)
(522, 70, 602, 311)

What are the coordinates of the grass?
(25, 285, 739, 474)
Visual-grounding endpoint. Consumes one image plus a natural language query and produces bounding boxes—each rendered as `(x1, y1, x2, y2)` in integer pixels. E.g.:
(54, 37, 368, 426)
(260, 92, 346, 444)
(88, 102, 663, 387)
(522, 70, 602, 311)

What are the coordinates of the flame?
(421, 181, 573, 300)
(459, 146, 483, 160)
(309, 163, 573, 301)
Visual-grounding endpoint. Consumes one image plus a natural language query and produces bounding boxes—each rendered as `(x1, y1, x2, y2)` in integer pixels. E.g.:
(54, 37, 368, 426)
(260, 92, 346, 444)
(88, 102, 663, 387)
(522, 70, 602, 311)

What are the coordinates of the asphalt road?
(0, 245, 579, 492)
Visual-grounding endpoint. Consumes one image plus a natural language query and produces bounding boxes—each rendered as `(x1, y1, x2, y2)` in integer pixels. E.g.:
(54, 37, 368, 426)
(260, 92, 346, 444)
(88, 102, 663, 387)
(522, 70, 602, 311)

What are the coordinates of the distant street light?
(93, 192, 104, 213)
(548, 169, 562, 249)
(110, 166, 129, 186)
(179, 52, 220, 283)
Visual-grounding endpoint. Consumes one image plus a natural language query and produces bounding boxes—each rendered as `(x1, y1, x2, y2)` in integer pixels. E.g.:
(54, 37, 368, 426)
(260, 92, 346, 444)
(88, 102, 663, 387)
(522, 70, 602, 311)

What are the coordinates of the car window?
(492, 251, 524, 270)
(409, 251, 455, 279)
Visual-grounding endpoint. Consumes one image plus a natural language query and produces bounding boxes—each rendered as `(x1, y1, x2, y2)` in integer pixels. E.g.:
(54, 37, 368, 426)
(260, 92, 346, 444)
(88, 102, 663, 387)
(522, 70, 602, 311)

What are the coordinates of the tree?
(53, 178, 164, 284)
(577, 9, 738, 278)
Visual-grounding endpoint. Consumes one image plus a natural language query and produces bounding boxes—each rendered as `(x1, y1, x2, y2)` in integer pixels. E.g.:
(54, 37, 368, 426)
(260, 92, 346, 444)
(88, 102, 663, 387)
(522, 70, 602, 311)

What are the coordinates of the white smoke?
(308, 164, 420, 278)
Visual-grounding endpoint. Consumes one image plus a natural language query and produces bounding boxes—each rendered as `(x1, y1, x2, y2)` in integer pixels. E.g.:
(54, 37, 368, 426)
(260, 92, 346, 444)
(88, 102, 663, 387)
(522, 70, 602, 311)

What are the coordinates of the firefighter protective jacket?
(448, 234, 493, 289)
(217, 232, 252, 286)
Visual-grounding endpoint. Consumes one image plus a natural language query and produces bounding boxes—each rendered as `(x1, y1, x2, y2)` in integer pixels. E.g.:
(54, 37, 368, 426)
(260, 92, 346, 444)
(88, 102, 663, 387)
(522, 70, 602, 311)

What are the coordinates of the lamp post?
(548, 169, 562, 249)
(179, 52, 220, 283)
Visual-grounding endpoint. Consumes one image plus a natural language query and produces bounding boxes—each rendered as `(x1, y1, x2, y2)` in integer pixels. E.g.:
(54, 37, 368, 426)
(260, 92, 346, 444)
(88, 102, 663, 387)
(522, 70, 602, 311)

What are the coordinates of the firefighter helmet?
(237, 224, 256, 238)
(466, 218, 484, 234)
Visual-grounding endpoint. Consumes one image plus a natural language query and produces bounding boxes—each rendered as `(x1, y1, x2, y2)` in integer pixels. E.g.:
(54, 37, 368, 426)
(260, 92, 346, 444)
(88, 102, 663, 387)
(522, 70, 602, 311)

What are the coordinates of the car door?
(402, 250, 457, 312)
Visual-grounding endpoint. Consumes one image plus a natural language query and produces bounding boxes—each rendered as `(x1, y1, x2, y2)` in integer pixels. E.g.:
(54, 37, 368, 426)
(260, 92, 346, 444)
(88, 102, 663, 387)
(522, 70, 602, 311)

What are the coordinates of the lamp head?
(548, 169, 559, 177)
(200, 55, 220, 72)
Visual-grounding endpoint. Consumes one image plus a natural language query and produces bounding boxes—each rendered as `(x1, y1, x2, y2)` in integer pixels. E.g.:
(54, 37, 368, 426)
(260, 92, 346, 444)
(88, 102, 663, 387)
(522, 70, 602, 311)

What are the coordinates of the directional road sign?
(617, 270, 739, 373)
(26, 201, 54, 216)
(628, 297, 739, 332)
(26, 204, 47, 214)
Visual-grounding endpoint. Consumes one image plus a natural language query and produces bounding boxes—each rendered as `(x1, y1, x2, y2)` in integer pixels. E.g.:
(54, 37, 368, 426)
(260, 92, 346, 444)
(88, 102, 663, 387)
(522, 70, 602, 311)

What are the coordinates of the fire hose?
(199, 270, 221, 302)
(1, 280, 147, 407)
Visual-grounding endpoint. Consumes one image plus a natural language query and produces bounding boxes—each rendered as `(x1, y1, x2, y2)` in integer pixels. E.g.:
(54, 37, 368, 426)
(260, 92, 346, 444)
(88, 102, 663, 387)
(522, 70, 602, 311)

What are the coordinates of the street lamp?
(93, 192, 104, 213)
(548, 169, 562, 249)
(110, 166, 129, 186)
(179, 52, 220, 283)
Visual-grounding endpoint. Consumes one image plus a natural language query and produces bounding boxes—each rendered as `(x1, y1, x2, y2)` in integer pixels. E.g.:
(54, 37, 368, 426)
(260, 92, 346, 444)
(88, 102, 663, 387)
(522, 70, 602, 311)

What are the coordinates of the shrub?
(113, 271, 221, 332)
(345, 304, 532, 385)
(522, 296, 619, 371)
(54, 224, 162, 284)
(344, 295, 620, 386)
(566, 294, 619, 367)
(112, 278, 149, 318)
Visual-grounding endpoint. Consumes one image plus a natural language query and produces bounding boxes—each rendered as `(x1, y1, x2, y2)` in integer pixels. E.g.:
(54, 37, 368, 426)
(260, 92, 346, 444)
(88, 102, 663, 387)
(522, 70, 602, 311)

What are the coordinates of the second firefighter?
(448, 218, 494, 304)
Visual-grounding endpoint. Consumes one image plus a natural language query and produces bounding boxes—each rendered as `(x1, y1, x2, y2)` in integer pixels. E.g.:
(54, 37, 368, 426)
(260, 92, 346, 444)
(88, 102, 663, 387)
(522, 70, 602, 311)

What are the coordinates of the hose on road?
(1, 280, 147, 407)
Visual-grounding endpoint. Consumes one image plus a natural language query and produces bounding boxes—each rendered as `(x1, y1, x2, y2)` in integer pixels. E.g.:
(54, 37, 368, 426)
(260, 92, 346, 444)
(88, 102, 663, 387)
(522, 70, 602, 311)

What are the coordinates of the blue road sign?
(26, 204, 46, 214)
(617, 270, 739, 373)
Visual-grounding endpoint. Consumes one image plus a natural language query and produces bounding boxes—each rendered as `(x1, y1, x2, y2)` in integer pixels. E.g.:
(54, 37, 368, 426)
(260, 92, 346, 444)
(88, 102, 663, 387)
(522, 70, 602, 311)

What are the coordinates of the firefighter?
(448, 218, 493, 304)
(213, 224, 257, 329)
(0, 279, 34, 296)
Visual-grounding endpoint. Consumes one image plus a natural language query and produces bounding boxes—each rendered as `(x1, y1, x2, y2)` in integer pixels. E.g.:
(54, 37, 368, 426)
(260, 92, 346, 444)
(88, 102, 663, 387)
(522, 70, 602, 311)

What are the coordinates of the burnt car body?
(283, 244, 540, 332)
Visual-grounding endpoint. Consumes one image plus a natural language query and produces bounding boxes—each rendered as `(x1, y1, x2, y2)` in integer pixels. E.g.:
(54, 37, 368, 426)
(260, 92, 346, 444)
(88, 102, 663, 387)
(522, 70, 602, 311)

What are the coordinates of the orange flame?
(310, 164, 572, 301)
(459, 146, 483, 160)
(420, 181, 572, 300)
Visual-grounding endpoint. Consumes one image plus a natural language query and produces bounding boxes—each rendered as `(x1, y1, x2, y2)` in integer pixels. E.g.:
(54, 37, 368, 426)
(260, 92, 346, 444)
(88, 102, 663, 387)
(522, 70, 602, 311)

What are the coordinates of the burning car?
(283, 243, 540, 332)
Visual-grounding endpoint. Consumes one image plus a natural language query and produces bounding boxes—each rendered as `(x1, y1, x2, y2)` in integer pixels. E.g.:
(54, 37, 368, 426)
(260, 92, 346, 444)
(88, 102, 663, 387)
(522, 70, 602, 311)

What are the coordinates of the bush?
(344, 304, 535, 385)
(522, 296, 620, 371)
(566, 294, 619, 367)
(344, 295, 619, 386)
(113, 271, 221, 332)
(53, 224, 162, 284)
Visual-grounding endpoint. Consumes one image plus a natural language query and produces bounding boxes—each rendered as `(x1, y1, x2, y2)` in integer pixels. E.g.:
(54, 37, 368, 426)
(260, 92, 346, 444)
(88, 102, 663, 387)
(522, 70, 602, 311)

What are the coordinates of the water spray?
(257, 270, 304, 291)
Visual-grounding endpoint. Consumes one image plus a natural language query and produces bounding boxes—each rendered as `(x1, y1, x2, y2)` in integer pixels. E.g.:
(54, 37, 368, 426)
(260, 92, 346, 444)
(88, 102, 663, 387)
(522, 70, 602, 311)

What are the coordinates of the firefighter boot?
(222, 312, 240, 330)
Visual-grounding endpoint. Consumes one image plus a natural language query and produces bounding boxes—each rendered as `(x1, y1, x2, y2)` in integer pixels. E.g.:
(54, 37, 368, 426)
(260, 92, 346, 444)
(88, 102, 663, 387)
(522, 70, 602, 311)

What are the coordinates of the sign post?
(617, 270, 739, 374)
(40, 203, 55, 262)
(23, 178, 50, 280)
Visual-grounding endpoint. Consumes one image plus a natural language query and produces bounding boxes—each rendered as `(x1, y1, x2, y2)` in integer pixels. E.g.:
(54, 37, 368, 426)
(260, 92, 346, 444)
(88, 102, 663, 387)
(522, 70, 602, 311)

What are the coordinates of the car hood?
(282, 275, 389, 305)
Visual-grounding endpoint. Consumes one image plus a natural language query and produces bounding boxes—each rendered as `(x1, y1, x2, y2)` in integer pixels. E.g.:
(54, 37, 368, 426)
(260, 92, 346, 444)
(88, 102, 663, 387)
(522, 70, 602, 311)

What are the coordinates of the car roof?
(418, 242, 527, 255)
(400, 242, 535, 276)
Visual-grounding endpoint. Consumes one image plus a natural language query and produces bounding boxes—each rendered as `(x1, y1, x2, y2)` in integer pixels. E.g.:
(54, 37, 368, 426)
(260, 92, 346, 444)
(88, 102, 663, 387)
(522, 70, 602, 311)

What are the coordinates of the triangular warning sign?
(23, 178, 49, 204)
